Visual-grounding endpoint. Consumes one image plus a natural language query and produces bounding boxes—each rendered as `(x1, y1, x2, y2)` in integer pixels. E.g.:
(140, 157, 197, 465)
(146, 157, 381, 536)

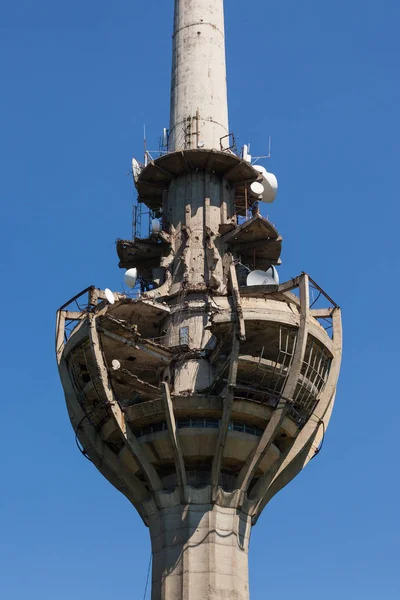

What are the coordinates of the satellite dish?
(253, 165, 278, 203)
(124, 268, 138, 289)
(250, 181, 264, 197)
(151, 219, 161, 234)
(104, 288, 115, 304)
(254, 164, 267, 176)
(246, 266, 279, 287)
(132, 158, 141, 183)
(262, 171, 278, 203)
(112, 359, 121, 370)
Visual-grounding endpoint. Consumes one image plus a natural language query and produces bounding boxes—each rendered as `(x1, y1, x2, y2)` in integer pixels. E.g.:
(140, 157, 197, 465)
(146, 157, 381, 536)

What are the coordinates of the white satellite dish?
(262, 171, 278, 203)
(124, 268, 138, 289)
(151, 219, 161, 234)
(246, 266, 279, 287)
(250, 181, 264, 197)
(253, 165, 278, 203)
(253, 164, 267, 176)
(132, 158, 141, 183)
(104, 288, 115, 304)
(112, 359, 121, 370)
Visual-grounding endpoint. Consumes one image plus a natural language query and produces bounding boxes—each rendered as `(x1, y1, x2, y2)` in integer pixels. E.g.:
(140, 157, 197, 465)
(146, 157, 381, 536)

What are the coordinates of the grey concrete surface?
(55, 1, 343, 598)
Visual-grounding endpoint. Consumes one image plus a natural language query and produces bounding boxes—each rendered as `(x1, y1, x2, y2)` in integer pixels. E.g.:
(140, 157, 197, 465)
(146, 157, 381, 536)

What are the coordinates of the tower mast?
(169, 0, 229, 151)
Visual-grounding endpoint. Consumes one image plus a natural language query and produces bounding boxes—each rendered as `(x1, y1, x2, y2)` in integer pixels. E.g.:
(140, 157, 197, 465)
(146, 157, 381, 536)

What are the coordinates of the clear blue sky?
(1, 1, 399, 598)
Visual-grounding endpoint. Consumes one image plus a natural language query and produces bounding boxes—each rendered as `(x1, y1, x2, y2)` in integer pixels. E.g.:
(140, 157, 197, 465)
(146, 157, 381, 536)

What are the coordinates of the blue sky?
(1, 1, 399, 598)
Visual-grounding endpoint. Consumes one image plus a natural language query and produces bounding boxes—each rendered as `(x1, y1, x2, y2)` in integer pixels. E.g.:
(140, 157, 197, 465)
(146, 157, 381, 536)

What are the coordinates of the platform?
(136, 149, 260, 211)
(116, 236, 168, 269)
(221, 215, 282, 268)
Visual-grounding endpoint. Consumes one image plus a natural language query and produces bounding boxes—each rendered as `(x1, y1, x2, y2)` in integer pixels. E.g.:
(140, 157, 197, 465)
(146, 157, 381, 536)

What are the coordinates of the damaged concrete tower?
(56, 1, 342, 598)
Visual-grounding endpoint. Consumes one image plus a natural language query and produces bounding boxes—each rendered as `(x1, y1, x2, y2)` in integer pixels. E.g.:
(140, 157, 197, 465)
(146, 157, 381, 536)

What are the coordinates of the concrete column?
(167, 171, 229, 290)
(169, 0, 229, 151)
(164, 167, 233, 394)
(149, 503, 251, 600)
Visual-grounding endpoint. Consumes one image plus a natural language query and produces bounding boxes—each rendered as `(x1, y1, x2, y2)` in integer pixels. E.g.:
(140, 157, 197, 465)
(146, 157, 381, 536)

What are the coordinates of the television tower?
(56, 1, 342, 598)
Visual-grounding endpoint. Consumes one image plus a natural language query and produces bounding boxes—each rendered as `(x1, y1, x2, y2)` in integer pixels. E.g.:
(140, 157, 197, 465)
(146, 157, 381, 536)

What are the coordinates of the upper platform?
(220, 215, 282, 268)
(136, 149, 260, 211)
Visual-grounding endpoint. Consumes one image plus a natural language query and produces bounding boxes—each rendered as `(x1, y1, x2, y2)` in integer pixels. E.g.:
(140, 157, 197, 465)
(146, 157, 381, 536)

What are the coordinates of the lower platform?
(55, 276, 341, 528)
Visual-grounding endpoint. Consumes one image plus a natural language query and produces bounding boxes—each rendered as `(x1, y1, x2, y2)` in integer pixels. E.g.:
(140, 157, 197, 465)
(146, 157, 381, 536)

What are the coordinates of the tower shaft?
(149, 504, 251, 600)
(169, 0, 229, 151)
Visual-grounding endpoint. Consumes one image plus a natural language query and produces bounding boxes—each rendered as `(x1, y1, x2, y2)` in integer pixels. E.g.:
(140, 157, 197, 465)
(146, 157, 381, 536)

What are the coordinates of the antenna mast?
(169, 0, 229, 151)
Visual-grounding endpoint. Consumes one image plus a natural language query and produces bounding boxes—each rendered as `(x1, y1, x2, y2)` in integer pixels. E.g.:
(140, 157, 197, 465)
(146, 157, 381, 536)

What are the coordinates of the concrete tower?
(56, 1, 342, 599)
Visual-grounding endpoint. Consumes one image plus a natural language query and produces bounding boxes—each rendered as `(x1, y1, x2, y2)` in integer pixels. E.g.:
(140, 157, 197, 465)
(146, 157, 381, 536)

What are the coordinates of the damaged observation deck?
(56, 1, 342, 599)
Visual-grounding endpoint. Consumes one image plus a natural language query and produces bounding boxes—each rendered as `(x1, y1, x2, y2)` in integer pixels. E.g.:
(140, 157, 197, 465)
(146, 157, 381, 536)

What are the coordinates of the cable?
(309, 290, 322, 309)
(74, 414, 92, 462)
(311, 417, 325, 460)
(75, 415, 92, 462)
(143, 552, 152, 599)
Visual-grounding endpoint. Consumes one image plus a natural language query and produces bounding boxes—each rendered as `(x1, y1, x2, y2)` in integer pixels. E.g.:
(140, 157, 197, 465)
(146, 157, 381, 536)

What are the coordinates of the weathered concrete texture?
(56, 0, 343, 598)
(169, 0, 229, 151)
(149, 503, 251, 600)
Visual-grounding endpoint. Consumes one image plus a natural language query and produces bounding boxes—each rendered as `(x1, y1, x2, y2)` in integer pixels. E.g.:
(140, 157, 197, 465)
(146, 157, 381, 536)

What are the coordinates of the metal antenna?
(143, 124, 147, 166)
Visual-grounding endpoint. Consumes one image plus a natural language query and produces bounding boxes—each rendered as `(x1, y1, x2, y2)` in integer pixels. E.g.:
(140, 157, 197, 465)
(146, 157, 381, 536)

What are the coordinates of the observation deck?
(56, 273, 341, 524)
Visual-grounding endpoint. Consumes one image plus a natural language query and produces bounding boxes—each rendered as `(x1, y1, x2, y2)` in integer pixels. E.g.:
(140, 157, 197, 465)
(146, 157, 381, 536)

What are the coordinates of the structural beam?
(98, 327, 171, 362)
(251, 307, 342, 515)
(57, 357, 148, 518)
(229, 260, 246, 341)
(310, 308, 335, 318)
(88, 314, 163, 493)
(55, 310, 66, 364)
(211, 330, 240, 488)
(236, 400, 286, 493)
(162, 382, 187, 488)
(236, 274, 310, 494)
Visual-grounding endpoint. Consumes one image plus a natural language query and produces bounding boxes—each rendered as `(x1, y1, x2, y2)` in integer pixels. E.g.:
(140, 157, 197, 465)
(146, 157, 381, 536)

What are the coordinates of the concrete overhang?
(124, 394, 297, 437)
(105, 298, 170, 339)
(116, 236, 168, 270)
(220, 215, 282, 268)
(135, 149, 259, 210)
(210, 304, 334, 356)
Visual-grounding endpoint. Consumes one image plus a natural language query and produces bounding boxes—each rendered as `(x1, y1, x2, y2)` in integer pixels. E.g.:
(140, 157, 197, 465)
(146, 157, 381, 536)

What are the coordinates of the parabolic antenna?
(104, 288, 115, 304)
(111, 359, 121, 370)
(253, 165, 278, 203)
(132, 158, 141, 183)
(124, 268, 138, 289)
(249, 181, 264, 197)
(246, 266, 279, 287)
(254, 165, 267, 176)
